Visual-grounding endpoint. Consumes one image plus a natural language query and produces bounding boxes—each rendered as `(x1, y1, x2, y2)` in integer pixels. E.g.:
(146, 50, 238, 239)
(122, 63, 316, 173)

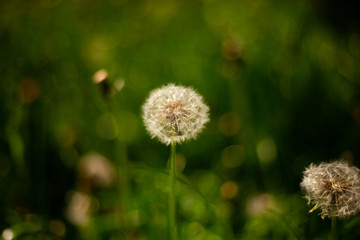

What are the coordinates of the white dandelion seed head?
(142, 83, 210, 145)
(300, 160, 360, 218)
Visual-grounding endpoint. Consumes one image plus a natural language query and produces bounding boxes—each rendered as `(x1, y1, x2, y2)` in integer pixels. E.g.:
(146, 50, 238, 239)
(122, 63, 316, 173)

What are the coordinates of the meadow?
(1, 0, 360, 239)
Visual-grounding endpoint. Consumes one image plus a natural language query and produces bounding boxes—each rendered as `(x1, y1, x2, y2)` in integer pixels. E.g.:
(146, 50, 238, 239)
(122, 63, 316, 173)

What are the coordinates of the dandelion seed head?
(142, 84, 210, 145)
(300, 160, 360, 218)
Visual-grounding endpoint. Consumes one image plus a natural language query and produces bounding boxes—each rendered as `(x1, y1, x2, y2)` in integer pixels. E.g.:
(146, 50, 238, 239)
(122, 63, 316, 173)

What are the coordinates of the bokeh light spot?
(175, 153, 186, 172)
(57, 125, 77, 148)
(117, 110, 139, 142)
(185, 222, 205, 239)
(78, 153, 115, 188)
(245, 193, 274, 217)
(93, 69, 108, 84)
(2, 229, 14, 240)
(18, 78, 40, 104)
(221, 144, 245, 168)
(193, 170, 220, 198)
(220, 181, 239, 199)
(125, 210, 142, 227)
(49, 219, 66, 237)
(65, 191, 92, 226)
(114, 78, 125, 92)
(218, 112, 241, 136)
(256, 138, 277, 163)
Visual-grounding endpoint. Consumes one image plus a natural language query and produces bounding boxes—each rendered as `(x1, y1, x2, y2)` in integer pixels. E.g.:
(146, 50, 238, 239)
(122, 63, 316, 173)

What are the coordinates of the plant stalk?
(169, 142, 177, 240)
(330, 217, 337, 240)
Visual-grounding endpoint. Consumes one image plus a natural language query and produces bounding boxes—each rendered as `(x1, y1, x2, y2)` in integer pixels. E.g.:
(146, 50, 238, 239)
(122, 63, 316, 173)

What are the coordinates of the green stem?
(116, 138, 129, 231)
(330, 217, 337, 240)
(169, 142, 177, 240)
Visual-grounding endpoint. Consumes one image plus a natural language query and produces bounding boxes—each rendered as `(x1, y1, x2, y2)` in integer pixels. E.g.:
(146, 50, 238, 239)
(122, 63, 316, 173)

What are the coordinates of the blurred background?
(1, 0, 360, 239)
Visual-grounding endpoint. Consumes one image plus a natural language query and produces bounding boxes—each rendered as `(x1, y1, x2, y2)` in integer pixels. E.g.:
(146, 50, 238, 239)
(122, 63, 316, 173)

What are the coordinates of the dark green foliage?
(1, 0, 360, 239)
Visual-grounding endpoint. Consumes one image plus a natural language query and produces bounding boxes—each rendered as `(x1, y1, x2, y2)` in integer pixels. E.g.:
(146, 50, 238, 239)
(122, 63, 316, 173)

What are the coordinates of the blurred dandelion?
(65, 191, 94, 226)
(300, 161, 360, 219)
(78, 153, 115, 188)
(245, 194, 275, 217)
(142, 83, 209, 145)
(2, 229, 14, 240)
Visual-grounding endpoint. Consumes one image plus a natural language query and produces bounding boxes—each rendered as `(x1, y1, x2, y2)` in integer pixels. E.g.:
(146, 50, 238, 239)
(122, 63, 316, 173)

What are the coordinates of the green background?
(1, 0, 360, 239)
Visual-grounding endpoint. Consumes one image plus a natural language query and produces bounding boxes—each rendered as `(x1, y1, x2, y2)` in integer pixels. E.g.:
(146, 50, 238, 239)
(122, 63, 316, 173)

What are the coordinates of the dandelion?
(142, 83, 209, 145)
(142, 83, 210, 240)
(300, 161, 360, 219)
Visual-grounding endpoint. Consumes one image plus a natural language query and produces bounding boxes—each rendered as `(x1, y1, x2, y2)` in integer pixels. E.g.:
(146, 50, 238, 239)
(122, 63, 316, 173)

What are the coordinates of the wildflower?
(142, 84, 209, 145)
(300, 161, 360, 219)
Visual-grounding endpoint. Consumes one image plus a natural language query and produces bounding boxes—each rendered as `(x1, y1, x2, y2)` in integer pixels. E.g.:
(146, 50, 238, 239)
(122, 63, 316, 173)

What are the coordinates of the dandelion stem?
(330, 217, 337, 240)
(169, 142, 177, 240)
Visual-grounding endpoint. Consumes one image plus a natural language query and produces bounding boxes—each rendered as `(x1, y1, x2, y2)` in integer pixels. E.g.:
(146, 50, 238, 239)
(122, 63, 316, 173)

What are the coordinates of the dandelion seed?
(142, 84, 209, 145)
(300, 160, 360, 218)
